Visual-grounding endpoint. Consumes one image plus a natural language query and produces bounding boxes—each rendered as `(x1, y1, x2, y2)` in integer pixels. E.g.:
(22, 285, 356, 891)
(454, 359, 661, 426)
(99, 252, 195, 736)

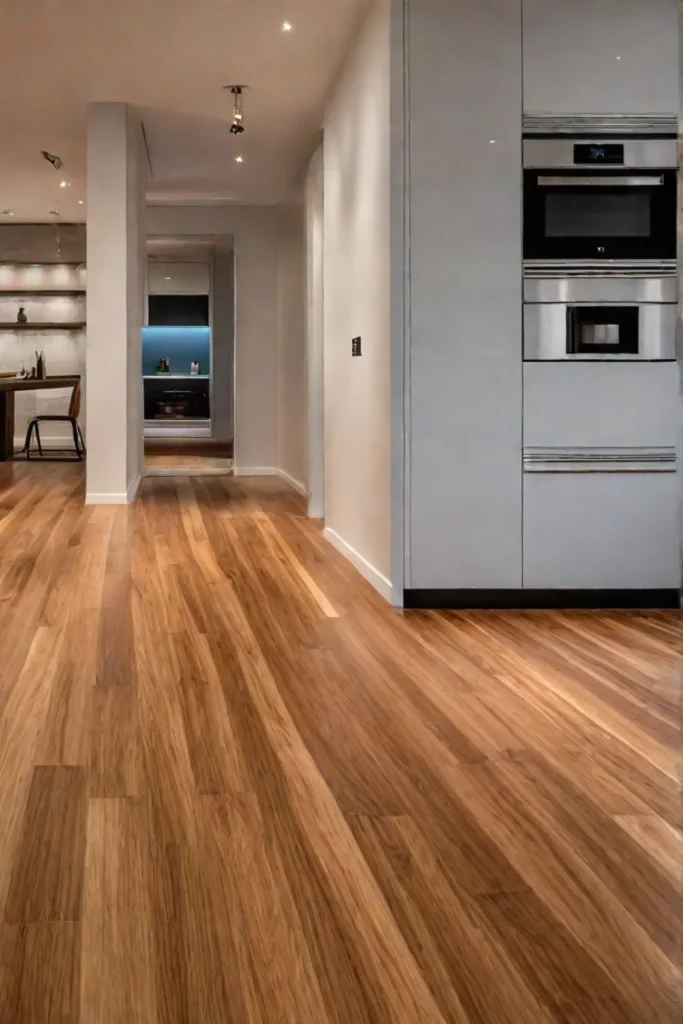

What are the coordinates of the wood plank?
(88, 686, 143, 799)
(0, 627, 67, 914)
(613, 813, 681, 883)
(197, 793, 330, 1023)
(348, 814, 552, 1023)
(79, 798, 157, 1023)
(18, 922, 80, 1023)
(4, 766, 87, 923)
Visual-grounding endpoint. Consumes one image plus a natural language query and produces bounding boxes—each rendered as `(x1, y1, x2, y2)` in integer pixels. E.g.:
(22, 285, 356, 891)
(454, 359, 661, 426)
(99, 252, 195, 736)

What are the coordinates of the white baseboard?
(234, 466, 276, 477)
(85, 492, 130, 505)
(323, 526, 392, 602)
(85, 474, 141, 506)
(234, 465, 309, 499)
(275, 467, 308, 498)
(127, 474, 141, 502)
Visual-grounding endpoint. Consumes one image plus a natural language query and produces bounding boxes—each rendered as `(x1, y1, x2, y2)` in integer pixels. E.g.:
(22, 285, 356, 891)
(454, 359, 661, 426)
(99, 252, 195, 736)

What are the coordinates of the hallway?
(0, 465, 679, 1023)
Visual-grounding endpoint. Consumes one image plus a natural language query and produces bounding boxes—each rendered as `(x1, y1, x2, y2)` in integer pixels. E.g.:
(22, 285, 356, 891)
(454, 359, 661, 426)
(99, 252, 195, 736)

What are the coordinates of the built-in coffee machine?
(522, 119, 677, 361)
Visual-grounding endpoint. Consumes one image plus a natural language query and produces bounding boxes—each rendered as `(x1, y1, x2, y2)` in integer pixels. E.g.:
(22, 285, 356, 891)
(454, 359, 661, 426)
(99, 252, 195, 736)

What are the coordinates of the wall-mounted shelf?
(0, 290, 85, 297)
(0, 322, 86, 331)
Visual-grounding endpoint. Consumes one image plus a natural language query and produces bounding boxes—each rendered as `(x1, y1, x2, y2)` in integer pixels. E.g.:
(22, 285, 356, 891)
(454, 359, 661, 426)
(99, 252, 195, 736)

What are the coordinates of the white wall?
(0, 249, 87, 448)
(86, 102, 146, 503)
(276, 202, 307, 494)
(305, 147, 325, 519)
(212, 251, 235, 444)
(0, 292, 85, 445)
(146, 206, 278, 472)
(148, 262, 210, 294)
(321, 0, 392, 598)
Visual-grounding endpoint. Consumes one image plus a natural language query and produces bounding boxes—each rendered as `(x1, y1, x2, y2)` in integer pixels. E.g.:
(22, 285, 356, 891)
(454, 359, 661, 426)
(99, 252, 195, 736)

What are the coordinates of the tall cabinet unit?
(405, 0, 523, 593)
(518, 0, 680, 600)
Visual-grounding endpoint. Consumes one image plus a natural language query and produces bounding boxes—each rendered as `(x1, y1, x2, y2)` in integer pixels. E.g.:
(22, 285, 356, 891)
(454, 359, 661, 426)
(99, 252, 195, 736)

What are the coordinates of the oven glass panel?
(566, 306, 639, 355)
(545, 191, 651, 238)
(523, 169, 676, 261)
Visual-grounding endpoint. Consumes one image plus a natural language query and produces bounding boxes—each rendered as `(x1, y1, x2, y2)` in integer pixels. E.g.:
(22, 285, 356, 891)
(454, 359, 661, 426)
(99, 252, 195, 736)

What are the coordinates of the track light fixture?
(41, 150, 63, 170)
(224, 85, 247, 135)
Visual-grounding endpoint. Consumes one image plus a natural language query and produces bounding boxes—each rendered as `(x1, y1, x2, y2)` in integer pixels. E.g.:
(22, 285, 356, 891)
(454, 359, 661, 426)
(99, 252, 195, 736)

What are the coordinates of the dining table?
(0, 375, 80, 461)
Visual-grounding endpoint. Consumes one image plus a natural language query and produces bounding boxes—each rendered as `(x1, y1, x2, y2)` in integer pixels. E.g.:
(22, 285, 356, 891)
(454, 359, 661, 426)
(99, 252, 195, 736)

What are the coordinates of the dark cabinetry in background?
(143, 376, 210, 420)
(148, 294, 209, 327)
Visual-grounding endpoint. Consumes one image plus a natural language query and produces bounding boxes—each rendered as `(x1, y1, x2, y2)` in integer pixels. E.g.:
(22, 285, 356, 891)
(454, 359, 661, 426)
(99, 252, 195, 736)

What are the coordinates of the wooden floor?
(144, 439, 234, 458)
(144, 454, 234, 473)
(144, 439, 234, 475)
(0, 462, 680, 1023)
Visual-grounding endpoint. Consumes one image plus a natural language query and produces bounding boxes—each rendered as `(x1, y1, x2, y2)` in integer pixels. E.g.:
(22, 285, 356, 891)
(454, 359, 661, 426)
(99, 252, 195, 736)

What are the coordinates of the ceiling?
(0, 0, 370, 223)
(147, 236, 234, 260)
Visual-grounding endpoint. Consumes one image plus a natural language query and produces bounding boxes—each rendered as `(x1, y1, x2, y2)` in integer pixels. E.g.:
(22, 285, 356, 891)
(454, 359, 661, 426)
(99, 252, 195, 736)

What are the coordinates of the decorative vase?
(16, 307, 27, 324)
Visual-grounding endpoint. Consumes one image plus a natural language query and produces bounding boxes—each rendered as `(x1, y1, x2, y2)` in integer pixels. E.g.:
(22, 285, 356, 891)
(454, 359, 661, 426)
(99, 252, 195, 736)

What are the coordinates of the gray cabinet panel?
(523, 473, 680, 589)
(522, 0, 678, 115)
(524, 363, 678, 448)
(408, 0, 523, 589)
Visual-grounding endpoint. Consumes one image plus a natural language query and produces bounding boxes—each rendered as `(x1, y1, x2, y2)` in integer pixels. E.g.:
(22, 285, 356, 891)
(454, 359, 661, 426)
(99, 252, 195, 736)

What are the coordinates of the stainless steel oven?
(523, 139, 677, 264)
(523, 132, 677, 361)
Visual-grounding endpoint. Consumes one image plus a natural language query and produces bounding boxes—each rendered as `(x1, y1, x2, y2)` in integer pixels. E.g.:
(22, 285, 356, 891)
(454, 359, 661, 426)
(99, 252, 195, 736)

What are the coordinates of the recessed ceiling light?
(165, 276, 172, 281)
(2, 209, 14, 216)
(78, 199, 84, 205)
(59, 180, 71, 189)
(48, 209, 61, 216)
(235, 155, 244, 163)
(281, 20, 293, 32)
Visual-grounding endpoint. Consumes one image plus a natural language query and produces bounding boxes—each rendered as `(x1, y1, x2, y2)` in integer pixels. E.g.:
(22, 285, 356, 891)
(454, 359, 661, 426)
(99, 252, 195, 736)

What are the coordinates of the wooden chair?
(24, 378, 86, 460)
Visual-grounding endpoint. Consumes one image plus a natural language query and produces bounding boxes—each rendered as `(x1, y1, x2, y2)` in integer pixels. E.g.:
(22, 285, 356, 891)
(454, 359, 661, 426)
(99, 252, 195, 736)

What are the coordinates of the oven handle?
(537, 175, 665, 187)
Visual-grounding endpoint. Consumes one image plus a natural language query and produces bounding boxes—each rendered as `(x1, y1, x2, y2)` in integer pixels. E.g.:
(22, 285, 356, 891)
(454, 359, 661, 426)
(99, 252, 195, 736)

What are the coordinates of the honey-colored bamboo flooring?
(0, 462, 680, 1023)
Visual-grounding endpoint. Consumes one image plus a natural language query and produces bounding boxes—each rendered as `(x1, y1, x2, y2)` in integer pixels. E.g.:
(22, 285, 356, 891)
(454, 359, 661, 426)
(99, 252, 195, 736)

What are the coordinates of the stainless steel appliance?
(523, 133, 677, 361)
(523, 138, 677, 264)
(524, 271, 676, 360)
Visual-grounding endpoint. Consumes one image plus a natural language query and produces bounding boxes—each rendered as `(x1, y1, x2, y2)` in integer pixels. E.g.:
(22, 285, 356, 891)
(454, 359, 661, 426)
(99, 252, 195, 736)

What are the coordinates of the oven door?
(523, 168, 676, 262)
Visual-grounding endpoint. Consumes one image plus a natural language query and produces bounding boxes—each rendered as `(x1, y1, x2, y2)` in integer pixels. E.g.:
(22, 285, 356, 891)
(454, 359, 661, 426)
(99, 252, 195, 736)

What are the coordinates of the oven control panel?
(573, 143, 624, 165)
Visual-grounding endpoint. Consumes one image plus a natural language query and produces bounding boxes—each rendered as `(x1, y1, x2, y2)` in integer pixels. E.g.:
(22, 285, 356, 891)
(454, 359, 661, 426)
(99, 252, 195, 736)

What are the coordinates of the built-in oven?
(523, 139, 677, 264)
(523, 133, 677, 361)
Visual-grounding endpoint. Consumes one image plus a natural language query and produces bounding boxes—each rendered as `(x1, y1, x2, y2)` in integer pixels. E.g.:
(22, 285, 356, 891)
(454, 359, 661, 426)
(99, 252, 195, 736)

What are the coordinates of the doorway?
(143, 234, 235, 477)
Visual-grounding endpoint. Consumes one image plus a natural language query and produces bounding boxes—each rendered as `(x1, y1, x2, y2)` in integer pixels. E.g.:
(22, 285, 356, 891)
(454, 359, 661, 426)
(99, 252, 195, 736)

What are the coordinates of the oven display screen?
(574, 143, 624, 165)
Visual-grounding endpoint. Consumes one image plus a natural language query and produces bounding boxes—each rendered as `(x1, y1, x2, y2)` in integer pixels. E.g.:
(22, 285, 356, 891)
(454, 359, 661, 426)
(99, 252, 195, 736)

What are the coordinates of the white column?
(85, 102, 146, 504)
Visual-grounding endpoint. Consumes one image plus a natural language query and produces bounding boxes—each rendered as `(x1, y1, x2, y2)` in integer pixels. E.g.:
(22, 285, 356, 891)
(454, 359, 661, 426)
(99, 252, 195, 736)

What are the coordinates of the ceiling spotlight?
(78, 199, 84, 205)
(165, 276, 172, 281)
(59, 179, 71, 189)
(48, 210, 61, 217)
(235, 155, 244, 163)
(2, 209, 14, 216)
(41, 150, 63, 170)
(224, 85, 247, 135)
(281, 20, 293, 32)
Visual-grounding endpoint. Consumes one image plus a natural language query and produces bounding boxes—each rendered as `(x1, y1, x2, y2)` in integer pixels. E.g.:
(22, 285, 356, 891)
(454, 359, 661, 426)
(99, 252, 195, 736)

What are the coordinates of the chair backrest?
(68, 379, 81, 419)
